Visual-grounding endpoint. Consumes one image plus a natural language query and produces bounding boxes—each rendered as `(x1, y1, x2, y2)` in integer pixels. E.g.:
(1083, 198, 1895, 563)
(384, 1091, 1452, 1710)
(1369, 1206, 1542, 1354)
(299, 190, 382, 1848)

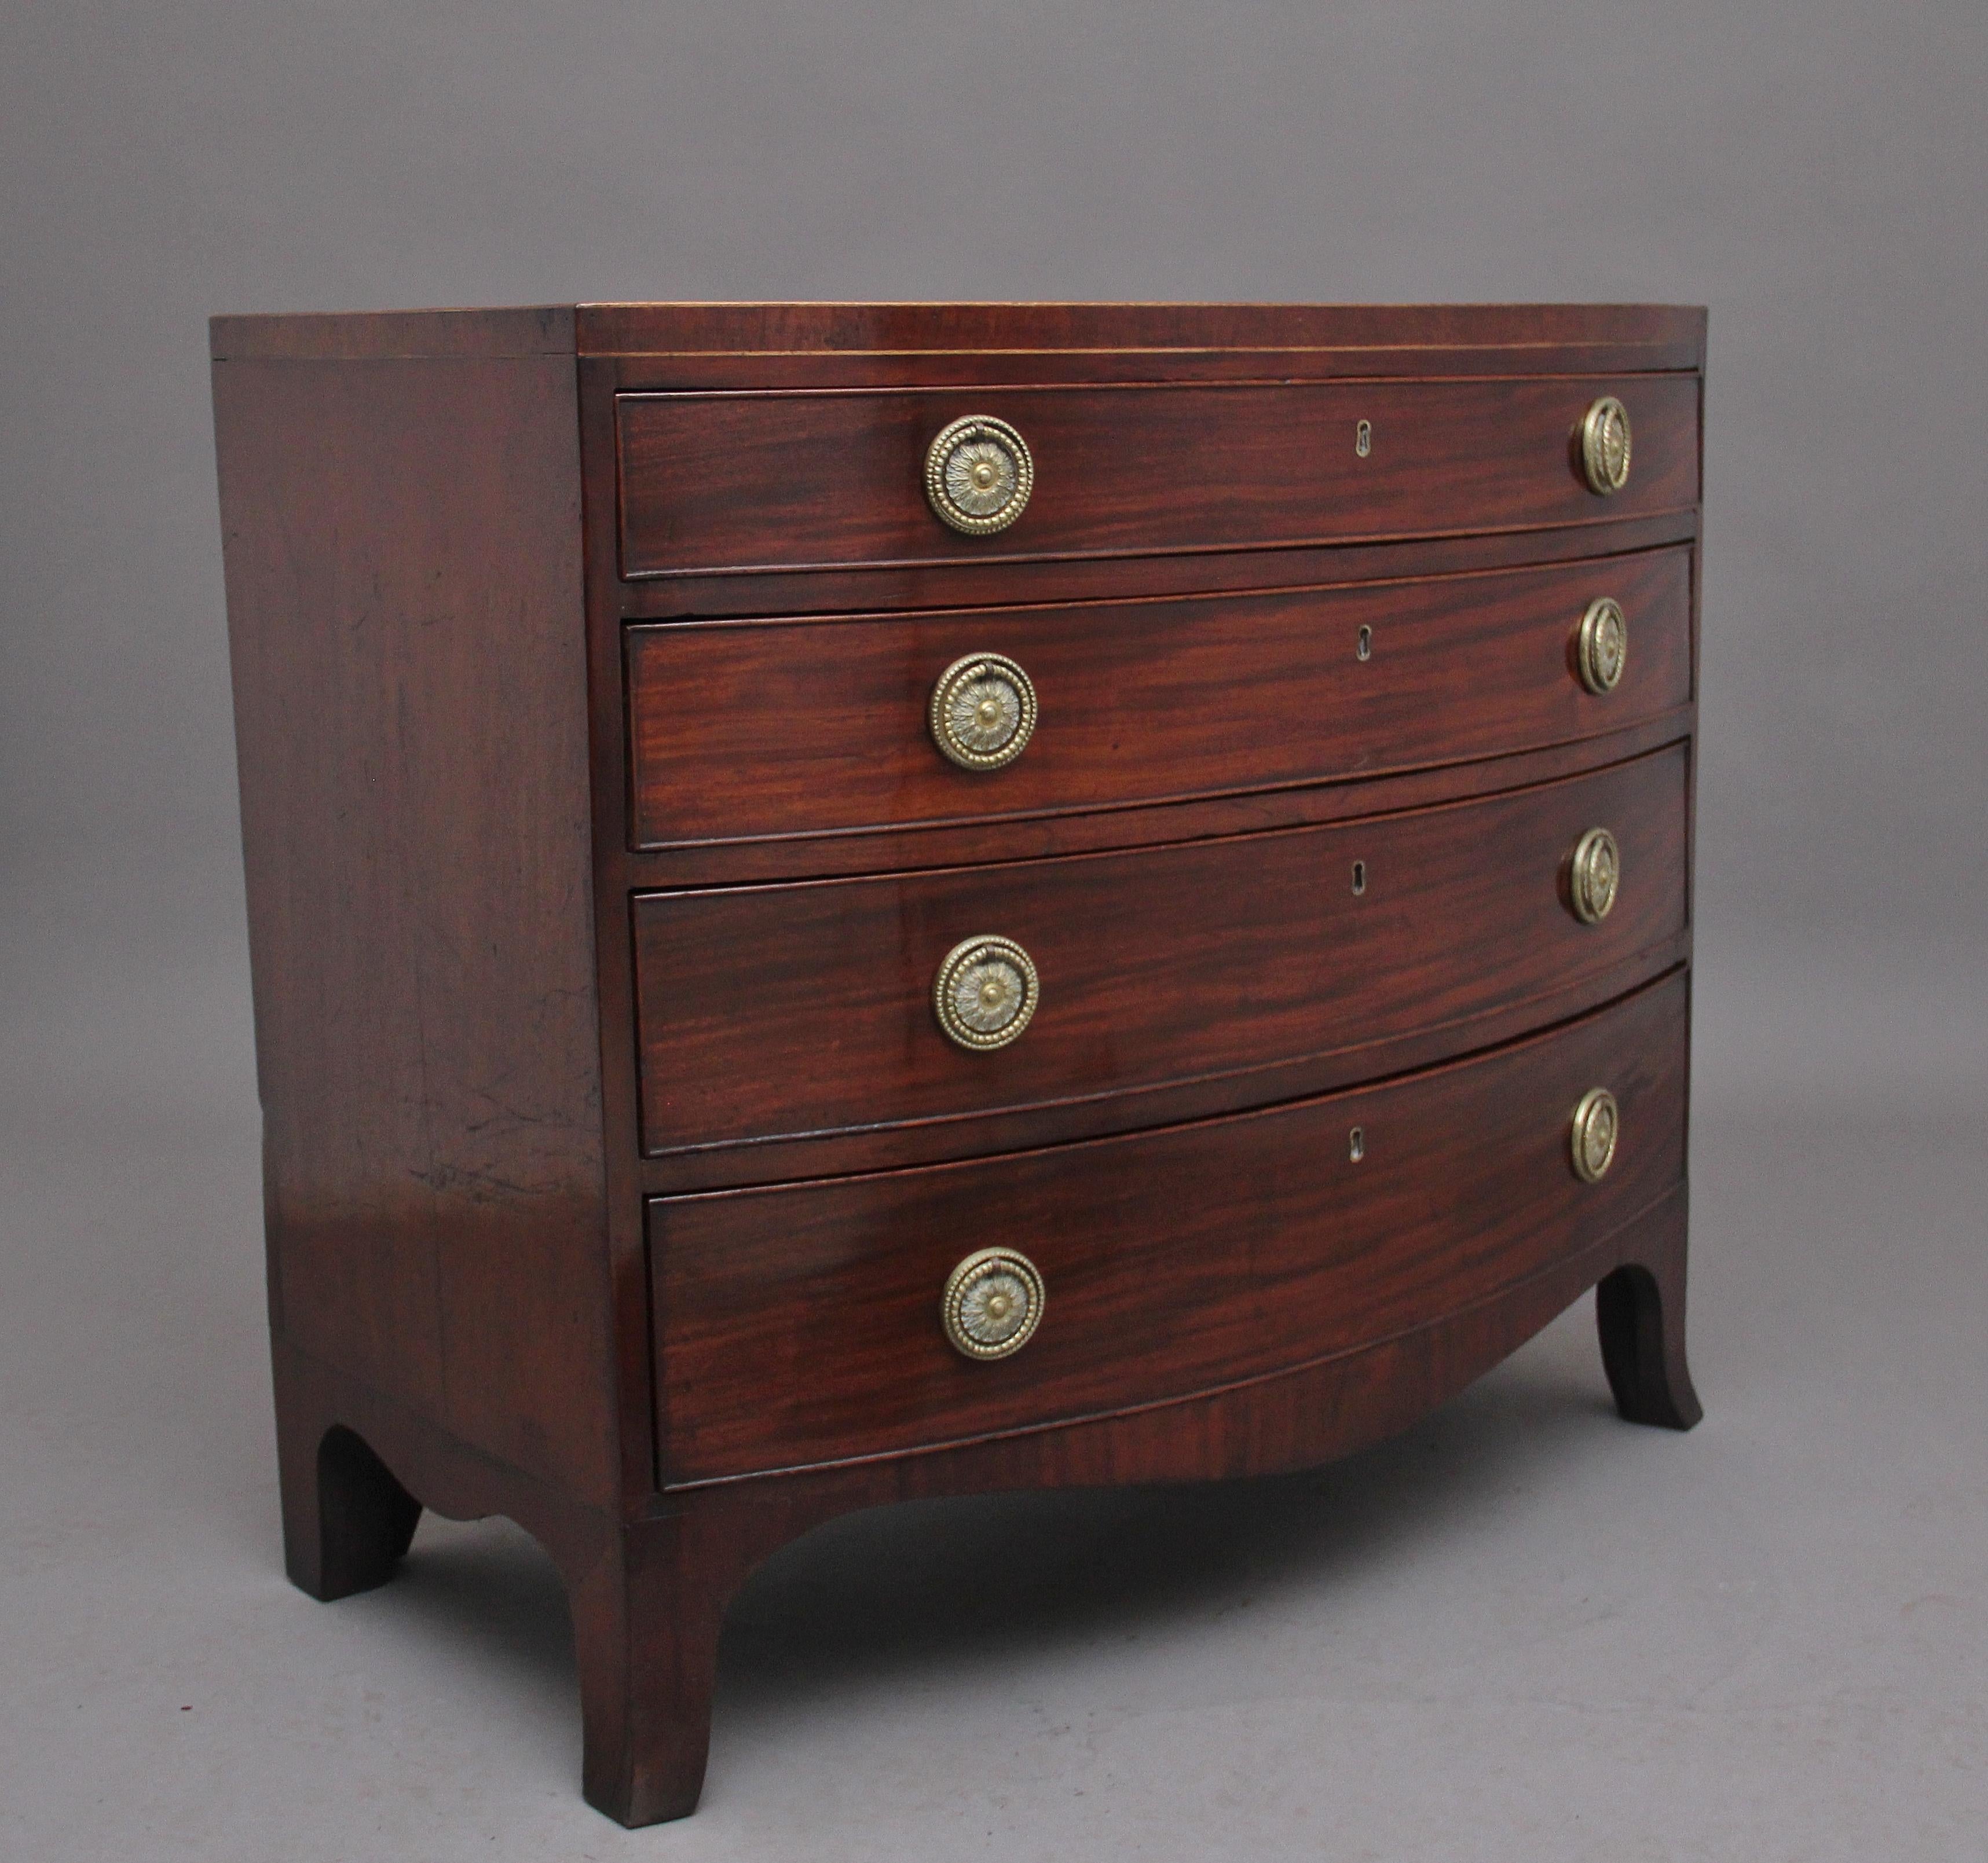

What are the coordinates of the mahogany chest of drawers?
(211, 302, 1705, 1826)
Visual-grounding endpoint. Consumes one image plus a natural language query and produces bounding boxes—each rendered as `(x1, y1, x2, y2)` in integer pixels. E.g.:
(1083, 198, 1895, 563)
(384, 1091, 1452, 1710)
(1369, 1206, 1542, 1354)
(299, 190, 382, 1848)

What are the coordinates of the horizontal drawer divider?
(617, 508, 1702, 624)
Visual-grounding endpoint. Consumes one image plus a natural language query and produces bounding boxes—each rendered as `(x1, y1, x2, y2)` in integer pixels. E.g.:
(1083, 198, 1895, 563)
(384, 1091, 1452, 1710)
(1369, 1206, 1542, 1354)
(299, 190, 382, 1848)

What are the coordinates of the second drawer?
(626, 547, 1691, 849)
(633, 743, 1688, 1158)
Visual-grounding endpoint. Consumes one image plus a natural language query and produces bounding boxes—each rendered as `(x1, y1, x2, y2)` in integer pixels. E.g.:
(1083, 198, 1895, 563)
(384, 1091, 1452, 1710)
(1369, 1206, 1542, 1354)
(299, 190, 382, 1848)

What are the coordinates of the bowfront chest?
(211, 302, 1705, 1825)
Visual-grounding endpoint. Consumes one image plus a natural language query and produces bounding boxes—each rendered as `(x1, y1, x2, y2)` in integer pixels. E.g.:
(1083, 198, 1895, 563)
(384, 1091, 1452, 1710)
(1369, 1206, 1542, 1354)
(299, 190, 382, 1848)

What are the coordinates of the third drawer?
(633, 742, 1688, 1159)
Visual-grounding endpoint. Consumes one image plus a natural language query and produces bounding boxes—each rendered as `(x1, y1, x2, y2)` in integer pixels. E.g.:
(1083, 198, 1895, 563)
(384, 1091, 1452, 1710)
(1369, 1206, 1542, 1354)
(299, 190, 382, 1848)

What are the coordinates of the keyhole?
(1348, 1126, 1365, 1162)
(1357, 625, 1372, 662)
(1351, 860, 1367, 896)
(1356, 420, 1372, 458)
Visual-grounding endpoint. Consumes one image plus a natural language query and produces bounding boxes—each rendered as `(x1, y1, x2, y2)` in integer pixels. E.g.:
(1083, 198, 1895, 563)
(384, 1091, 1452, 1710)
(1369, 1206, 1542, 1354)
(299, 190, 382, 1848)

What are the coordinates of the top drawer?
(616, 375, 1699, 580)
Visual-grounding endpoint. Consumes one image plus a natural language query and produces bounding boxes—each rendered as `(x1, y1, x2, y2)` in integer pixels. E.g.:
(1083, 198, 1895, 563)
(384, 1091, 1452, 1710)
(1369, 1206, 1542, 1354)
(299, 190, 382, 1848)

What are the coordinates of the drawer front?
(616, 376, 1700, 579)
(628, 548, 1691, 848)
(633, 744, 1687, 1157)
(652, 969, 1688, 1483)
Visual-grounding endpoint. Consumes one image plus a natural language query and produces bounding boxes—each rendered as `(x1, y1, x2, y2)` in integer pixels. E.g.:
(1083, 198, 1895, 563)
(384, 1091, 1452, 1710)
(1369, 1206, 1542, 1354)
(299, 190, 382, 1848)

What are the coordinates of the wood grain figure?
(213, 301, 1706, 1825)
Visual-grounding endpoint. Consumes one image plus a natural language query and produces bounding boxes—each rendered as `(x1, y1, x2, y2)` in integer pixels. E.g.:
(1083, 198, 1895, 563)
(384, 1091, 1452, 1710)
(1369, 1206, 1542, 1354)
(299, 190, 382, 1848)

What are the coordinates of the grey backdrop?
(3, 5, 1983, 1858)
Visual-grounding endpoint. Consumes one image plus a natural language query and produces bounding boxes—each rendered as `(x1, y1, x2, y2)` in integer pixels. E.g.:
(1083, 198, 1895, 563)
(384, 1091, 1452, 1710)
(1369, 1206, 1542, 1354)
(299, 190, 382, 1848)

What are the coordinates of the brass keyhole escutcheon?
(1577, 597, 1628, 694)
(929, 652, 1038, 772)
(1568, 827, 1620, 924)
(1579, 397, 1633, 496)
(942, 1246, 1046, 1360)
(1570, 1088, 1620, 1183)
(933, 934, 1040, 1051)
(924, 415, 1034, 536)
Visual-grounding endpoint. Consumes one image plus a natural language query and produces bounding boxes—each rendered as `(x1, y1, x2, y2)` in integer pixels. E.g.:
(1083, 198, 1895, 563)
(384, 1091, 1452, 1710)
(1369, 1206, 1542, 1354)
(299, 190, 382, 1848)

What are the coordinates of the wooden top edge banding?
(209, 306, 577, 361)
(208, 302, 1706, 363)
(576, 302, 1706, 357)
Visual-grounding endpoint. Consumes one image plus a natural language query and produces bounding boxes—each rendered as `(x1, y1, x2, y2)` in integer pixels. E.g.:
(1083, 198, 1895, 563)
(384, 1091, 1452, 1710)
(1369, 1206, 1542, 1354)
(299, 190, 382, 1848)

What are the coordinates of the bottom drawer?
(651, 970, 1689, 1486)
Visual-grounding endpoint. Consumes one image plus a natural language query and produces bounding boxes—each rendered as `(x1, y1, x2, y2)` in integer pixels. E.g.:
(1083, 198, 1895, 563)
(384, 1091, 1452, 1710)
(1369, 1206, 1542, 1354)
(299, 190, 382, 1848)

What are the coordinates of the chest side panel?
(215, 347, 617, 1500)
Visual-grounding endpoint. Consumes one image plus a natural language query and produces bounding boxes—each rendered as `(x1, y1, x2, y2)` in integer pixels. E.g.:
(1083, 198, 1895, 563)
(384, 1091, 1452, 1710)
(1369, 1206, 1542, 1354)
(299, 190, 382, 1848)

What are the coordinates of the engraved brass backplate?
(1580, 397, 1633, 495)
(930, 652, 1038, 771)
(942, 1246, 1046, 1360)
(1569, 827, 1621, 924)
(1577, 597, 1628, 694)
(925, 415, 1034, 536)
(933, 934, 1039, 1051)
(1570, 1087, 1620, 1183)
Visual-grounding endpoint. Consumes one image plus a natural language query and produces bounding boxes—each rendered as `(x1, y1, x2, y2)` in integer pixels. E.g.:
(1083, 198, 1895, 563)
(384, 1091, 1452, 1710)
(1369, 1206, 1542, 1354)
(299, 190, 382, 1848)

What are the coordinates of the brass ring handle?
(1579, 397, 1633, 495)
(930, 652, 1038, 771)
(1568, 827, 1620, 924)
(925, 415, 1034, 536)
(942, 1246, 1046, 1359)
(1577, 597, 1628, 694)
(1570, 1087, 1620, 1183)
(934, 934, 1039, 1051)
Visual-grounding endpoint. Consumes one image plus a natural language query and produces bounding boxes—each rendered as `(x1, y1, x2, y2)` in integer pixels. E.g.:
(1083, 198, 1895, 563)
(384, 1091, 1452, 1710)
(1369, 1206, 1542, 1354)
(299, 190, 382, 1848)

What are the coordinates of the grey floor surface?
(3, 936, 1983, 1860)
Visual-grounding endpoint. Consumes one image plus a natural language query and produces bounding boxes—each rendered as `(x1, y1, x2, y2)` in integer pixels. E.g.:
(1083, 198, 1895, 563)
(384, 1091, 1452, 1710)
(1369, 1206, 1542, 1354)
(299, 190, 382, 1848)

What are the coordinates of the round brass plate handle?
(1569, 827, 1621, 924)
(1579, 395, 1633, 495)
(1570, 1087, 1621, 1183)
(934, 934, 1039, 1051)
(925, 415, 1034, 535)
(942, 1246, 1046, 1360)
(930, 652, 1038, 771)
(1577, 597, 1628, 694)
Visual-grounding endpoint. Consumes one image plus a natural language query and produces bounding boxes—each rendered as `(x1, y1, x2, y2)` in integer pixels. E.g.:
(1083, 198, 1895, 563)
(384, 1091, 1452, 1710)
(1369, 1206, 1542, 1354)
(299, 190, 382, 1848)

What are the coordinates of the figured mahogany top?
(210, 300, 1707, 367)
